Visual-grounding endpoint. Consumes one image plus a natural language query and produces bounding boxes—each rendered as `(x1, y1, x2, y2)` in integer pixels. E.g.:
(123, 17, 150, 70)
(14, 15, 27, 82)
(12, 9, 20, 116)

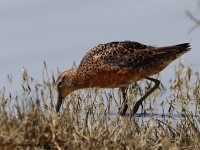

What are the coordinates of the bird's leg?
(131, 77, 160, 116)
(119, 86, 128, 116)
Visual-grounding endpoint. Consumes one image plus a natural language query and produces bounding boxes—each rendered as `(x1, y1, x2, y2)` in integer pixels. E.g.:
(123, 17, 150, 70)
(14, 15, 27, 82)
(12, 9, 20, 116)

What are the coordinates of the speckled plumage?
(56, 41, 190, 113)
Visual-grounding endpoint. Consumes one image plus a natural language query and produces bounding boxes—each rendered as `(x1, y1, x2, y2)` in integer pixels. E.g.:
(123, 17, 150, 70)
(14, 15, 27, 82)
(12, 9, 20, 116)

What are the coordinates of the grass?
(0, 61, 200, 150)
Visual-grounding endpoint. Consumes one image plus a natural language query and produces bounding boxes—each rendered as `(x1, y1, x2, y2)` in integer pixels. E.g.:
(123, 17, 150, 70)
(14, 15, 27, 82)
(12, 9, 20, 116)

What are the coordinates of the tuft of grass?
(0, 61, 200, 149)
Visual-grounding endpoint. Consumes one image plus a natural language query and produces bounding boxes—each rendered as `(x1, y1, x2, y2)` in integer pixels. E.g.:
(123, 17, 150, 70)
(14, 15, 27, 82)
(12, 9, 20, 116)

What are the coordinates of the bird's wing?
(99, 41, 191, 69)
(79, 41, 189, 71)
(94, 41, 178, 69)
(79, 41, 147, 68)
(102, 49, 160, 69)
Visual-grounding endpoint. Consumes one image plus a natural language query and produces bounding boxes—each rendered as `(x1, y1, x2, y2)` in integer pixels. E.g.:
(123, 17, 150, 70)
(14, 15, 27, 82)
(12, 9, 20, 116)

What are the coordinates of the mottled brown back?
(76, 41, 190, 83)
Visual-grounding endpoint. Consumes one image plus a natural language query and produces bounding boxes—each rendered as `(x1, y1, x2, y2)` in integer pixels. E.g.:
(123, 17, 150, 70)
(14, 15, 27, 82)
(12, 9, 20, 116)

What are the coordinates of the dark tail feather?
(175, 43, 191, 52)
(151, 43, 191, 60)
(172, 43, 191, 57)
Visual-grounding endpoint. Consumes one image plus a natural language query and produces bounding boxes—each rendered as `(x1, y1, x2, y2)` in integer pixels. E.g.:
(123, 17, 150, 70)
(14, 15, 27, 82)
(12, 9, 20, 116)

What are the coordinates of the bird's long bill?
(56, 94, 63, 112)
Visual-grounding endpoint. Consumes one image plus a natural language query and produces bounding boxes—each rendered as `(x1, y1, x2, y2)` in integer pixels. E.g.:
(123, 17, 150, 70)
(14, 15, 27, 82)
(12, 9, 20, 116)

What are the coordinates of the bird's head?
(55, 69, 77, 112)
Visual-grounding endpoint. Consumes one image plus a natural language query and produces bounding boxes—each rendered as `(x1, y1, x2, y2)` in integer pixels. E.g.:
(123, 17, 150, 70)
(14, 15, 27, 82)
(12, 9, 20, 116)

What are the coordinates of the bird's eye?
(58, 81, 63, 88)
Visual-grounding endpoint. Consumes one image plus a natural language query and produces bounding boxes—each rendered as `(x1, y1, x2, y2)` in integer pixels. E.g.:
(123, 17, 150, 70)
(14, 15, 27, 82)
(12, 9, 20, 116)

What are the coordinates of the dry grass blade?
(185, 10, 200, 34)
(0, 62, 199, 149)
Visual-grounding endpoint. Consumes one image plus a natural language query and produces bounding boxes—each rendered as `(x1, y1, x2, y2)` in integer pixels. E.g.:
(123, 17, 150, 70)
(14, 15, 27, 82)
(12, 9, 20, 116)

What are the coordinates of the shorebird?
(55, 41, 190, 116)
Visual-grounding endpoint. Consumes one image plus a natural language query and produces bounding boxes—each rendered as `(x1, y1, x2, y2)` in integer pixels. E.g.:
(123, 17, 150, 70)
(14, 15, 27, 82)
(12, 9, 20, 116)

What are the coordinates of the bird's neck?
(73, 69, 91, 90)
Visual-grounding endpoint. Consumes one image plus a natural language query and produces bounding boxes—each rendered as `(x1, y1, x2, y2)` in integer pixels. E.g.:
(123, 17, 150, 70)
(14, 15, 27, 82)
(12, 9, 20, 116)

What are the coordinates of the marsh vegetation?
(0, 61, 199, 150)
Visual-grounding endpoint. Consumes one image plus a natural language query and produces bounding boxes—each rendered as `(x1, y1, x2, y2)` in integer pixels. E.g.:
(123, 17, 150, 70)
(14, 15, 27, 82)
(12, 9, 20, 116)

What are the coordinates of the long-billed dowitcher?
(55, 41, 190, 116)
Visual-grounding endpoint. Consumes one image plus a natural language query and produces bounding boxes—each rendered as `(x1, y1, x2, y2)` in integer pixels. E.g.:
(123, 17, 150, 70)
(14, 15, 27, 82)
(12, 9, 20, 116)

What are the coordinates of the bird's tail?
(173, 43, 191, 53)
(170, 43, 191, 58)
(152, 43, 191, 59)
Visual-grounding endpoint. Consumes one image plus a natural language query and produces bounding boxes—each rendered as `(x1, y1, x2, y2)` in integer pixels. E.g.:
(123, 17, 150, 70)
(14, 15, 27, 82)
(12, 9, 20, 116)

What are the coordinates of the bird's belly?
(90, 62, 169, 88)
